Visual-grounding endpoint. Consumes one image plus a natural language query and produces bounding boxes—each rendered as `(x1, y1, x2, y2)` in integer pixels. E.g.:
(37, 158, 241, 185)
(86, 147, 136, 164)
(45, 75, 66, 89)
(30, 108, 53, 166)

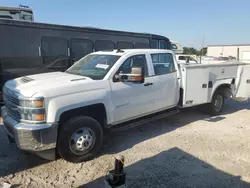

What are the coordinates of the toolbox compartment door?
(234, 64, 250, 100)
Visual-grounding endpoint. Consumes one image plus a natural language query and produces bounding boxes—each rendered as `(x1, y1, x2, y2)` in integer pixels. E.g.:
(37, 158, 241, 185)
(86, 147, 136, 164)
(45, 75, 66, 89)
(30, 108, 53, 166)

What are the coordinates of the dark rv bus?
(0, 19, 171, 100)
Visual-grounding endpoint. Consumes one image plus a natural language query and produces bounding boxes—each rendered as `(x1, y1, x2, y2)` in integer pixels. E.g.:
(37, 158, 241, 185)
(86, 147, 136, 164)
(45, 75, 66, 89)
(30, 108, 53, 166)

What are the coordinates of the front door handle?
(144, 82, 153, 86)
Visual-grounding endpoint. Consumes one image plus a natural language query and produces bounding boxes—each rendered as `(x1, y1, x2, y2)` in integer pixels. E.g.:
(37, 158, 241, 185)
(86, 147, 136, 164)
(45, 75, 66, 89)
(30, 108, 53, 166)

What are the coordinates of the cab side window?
(151, 53, 176, 75)
(117, 54, 148, 77)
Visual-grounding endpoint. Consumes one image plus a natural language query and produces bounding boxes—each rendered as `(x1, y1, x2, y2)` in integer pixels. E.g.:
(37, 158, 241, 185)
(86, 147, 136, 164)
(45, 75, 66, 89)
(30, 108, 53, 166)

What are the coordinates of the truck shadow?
(222, 99, 250, 114)
(81, 147, 250, 188)
(100, 99, 250, 156)
(0, 99, 249, 177)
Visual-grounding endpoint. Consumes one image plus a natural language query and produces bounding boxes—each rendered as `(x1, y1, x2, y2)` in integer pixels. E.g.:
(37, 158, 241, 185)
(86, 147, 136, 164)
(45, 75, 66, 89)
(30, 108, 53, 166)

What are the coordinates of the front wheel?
(57, 116, 103, 163)
(206, 91, 224, 116)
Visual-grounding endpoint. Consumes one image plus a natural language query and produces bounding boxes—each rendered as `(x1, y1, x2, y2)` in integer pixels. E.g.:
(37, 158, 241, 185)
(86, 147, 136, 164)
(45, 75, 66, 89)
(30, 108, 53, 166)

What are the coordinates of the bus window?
(159, 40, 167, 49)
(70, 39, 93, 61)
(117, 41, 134, 49)
(95, 40, 115, 51)
(135, 42, 150, 49)
(150, 40, 158, 49)
(41, 36, 69, 70)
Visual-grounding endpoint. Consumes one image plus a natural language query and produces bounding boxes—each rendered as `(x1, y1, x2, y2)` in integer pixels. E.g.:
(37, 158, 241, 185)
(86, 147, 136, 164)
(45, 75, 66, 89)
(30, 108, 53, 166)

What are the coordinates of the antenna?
(200, 36, 204, 63)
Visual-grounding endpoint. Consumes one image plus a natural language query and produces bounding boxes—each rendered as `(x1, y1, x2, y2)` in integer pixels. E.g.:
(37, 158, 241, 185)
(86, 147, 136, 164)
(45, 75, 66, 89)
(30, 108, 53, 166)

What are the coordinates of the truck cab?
(2, 49, 180, 162)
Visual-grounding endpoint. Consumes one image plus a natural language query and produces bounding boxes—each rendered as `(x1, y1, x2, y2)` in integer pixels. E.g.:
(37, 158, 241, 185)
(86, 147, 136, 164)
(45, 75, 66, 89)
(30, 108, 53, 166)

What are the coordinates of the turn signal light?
(33, 100, 44, 108)
(33, 114, 45, 121)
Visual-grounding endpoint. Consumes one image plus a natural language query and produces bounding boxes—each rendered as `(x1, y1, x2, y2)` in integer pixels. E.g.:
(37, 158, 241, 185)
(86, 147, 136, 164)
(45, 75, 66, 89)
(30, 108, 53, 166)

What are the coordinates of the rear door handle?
(144, 82, 153, 86)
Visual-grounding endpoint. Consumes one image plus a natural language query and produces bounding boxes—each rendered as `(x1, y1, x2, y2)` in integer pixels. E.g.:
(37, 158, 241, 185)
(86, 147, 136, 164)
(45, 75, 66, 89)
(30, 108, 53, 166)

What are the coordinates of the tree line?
(183, 47, 207, 56)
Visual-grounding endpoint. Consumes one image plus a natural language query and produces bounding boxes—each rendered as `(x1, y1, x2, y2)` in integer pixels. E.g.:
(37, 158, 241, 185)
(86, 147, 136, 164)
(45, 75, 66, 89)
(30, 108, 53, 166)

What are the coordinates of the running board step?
(110, 108, 180, 132)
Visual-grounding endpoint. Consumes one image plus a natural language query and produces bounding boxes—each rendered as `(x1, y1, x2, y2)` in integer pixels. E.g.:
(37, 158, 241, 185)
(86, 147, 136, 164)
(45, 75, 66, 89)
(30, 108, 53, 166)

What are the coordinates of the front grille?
(3, 87, 21, 121)
(5, 92, 19, 105)
(8, 106, 21, 119)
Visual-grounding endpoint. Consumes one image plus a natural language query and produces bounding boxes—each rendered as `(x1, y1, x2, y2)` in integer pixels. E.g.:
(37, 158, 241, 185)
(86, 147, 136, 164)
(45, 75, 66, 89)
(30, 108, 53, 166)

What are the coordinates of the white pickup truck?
(2, 49, 250, 163)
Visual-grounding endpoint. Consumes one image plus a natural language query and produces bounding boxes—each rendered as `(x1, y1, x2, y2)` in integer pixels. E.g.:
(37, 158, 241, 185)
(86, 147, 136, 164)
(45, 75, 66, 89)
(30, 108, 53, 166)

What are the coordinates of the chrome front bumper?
(1, 106, 58, 152)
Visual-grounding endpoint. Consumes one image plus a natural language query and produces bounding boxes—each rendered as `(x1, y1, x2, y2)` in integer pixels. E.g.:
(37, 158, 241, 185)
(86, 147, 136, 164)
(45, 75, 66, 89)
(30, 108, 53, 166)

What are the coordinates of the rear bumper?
(1, 106, 58, 152)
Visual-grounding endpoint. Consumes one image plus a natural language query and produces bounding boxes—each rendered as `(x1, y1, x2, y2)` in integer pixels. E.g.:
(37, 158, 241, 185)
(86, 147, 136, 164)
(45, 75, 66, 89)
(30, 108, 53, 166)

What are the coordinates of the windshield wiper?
(66, 71, 82, 76)
(65, 71, 90, 78)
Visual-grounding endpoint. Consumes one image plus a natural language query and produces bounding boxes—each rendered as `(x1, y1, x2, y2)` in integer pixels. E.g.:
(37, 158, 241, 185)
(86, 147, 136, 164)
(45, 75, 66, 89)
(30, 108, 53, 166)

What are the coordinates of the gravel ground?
(1, 99, 250, 188)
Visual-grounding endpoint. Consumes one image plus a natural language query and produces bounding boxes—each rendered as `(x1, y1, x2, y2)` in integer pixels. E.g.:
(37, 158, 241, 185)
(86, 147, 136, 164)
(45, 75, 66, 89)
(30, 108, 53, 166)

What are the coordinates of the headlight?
(19, 99, 45, 122)
(19, 99, 44, 108)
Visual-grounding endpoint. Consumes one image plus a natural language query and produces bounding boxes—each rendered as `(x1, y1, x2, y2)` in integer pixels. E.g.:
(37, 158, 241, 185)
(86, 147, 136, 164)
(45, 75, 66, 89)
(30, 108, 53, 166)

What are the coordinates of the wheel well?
(213, 84, 232, 99)
(58, 104, 107, 127)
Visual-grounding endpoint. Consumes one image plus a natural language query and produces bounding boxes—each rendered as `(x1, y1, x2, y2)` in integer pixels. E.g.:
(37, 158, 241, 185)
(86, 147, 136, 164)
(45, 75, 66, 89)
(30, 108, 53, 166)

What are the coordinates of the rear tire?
(57, 116, 103, 163)
(206, 90, 224, 116)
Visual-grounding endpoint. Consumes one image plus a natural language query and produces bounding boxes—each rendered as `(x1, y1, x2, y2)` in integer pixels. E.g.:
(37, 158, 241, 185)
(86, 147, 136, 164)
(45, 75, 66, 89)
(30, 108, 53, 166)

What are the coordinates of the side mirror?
(116, 67, 144, 83)
(185, 57, 190, 64)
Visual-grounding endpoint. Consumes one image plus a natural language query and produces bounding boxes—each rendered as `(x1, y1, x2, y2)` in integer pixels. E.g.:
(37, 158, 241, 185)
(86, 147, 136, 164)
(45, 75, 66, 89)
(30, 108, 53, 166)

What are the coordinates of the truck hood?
(5, 72, 95, 98)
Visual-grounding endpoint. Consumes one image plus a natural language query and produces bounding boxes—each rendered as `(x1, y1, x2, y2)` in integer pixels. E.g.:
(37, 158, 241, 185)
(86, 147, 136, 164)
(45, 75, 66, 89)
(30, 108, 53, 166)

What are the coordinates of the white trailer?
(2, 49, 250, 162)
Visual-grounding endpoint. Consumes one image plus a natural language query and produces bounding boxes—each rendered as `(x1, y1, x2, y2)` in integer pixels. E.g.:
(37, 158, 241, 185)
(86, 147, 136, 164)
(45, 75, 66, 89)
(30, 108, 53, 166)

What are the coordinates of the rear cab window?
(150, 53, 176, 75)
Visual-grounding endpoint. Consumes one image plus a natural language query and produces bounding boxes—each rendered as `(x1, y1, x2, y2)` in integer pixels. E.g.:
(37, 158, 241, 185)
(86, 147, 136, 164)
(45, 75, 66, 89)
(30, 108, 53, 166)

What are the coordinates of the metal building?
(207, 44, 250, 61)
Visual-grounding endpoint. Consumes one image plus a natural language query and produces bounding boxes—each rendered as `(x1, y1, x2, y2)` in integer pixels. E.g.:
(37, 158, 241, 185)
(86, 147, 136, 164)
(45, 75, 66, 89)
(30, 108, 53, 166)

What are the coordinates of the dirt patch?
(0, 100, 250, 187)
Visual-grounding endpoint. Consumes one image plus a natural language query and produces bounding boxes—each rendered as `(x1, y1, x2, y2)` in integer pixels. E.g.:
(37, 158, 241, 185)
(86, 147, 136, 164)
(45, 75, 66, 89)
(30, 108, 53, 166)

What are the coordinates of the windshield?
(66, 54, 121, 80)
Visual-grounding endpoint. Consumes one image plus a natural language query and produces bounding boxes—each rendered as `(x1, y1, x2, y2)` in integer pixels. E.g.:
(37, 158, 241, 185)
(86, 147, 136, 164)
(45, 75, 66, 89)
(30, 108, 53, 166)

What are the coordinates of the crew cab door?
(150, 53, 179, 109)
(233, 64, 250, 99)
(110, 54, 156, 124)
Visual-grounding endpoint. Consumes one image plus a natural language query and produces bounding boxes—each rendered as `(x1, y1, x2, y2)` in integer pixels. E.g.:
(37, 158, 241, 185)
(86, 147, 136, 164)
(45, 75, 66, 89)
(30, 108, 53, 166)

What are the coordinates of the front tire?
(207, 90, 224, 116)
(57, 116, 103, 163)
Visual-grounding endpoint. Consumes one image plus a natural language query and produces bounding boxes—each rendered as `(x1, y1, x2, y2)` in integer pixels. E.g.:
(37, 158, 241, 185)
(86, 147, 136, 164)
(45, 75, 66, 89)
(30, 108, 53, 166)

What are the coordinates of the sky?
(1, 0, 250, 48)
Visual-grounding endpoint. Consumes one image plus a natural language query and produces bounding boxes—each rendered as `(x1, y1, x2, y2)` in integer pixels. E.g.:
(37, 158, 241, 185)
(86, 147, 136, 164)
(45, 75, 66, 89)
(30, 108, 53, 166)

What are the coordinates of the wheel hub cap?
(69, 128, 95, 155)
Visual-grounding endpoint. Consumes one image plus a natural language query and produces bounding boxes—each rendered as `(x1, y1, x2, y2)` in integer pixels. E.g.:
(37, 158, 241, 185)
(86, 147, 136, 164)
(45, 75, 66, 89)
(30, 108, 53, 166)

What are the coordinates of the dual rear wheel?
(205, 90, 225, 116)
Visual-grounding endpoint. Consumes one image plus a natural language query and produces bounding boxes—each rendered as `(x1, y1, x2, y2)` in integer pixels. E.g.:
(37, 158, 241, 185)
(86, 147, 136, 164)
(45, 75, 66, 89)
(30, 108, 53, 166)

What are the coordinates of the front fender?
(46, 89, 112, 123)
